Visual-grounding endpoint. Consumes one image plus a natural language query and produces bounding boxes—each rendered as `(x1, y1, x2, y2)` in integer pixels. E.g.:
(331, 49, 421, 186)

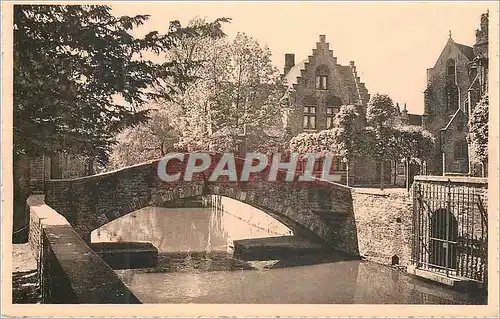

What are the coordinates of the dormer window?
(315, 65, 329, 90)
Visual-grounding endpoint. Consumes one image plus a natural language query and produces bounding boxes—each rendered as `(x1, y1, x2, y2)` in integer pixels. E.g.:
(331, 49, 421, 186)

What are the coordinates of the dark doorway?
(408, 162, 420, 185)
(391, 255, 399, 265)
(429, 208, 458, 270)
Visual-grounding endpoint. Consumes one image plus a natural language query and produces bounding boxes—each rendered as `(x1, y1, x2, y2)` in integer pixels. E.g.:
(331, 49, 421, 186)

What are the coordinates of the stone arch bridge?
(45, 153, 359, 256)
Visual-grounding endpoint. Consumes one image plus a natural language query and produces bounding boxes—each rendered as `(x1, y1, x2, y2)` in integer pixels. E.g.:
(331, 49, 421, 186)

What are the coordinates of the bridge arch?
(44, 152, 359, 256)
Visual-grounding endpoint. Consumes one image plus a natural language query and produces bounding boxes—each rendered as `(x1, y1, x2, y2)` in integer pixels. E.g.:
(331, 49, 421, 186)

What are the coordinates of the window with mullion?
(303, 105, 317, 129)
(316, 75, 328, 90)
(454, 141, 468, 159)
(326, 106, 337, 129)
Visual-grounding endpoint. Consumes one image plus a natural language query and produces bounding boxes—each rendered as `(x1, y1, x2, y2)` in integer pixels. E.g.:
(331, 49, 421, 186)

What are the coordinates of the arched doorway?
(429, 208, 458, 270)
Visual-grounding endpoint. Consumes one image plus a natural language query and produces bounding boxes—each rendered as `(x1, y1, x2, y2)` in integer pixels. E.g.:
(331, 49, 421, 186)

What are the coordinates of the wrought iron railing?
(411, 178, 488, 283)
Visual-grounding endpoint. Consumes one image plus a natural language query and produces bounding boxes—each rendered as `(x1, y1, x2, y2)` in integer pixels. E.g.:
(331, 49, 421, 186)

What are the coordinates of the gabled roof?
(432, 37, 473, 68)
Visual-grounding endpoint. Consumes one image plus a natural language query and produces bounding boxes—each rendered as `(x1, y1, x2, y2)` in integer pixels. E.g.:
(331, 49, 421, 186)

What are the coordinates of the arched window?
(446, 59, 456, 83)
(326, 95, 342, 129)
(445, 84, 458, 111)
(315, 65, 329, 90)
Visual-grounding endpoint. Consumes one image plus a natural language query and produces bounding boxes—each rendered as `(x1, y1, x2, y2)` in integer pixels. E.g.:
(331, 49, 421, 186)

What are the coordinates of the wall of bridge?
(44, 154, 360, 256)
(27, 195, 140, 303)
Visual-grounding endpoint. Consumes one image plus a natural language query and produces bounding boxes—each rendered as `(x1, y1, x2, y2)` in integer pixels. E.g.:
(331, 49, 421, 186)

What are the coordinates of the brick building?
(282, 35, 383, 185)
(283, 35, 370, 135)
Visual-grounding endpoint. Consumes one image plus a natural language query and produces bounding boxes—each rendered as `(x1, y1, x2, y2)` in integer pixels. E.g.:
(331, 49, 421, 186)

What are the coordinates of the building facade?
(283, 12, 489, 186)
(282, 35, 383, 185)
(419, 12, 489, 176)
(283, 35, 370, 136)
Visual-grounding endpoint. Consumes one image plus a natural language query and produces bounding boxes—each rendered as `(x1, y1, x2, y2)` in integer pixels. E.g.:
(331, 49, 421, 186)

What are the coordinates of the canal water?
(91, 197, 486, 304)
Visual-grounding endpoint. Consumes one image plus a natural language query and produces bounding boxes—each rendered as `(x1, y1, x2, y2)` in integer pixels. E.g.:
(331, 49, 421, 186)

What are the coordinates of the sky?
(111, 2, 494, 115)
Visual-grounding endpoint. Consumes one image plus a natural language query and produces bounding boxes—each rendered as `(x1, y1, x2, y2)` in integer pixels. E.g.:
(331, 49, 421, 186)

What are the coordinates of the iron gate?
(411, 179, 488, 283)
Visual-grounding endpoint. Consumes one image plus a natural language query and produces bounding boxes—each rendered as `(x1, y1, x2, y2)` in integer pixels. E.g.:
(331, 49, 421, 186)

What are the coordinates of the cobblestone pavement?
(12, 243, 41, 304)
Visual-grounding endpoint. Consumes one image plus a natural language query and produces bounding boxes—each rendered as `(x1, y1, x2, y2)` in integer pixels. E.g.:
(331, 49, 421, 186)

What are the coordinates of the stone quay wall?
(27, 195, 140, 304)
(351, 188, 413, 267)
(349, 175, 489, 274)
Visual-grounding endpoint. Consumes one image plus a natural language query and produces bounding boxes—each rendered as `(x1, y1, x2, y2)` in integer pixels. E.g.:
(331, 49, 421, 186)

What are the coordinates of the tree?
(468, 94, 489, 177)
(289, 129, 338, 154)
(12, 5, 227, 240)
(14, 5, 228, 163)
(366, 93, 396, 189)
(108, 107, 180, 169)
(174, 32, 288, 154)
(333, 105, 363, 186)
(394, 125, 435, 190)
(366, 93, 395, 128)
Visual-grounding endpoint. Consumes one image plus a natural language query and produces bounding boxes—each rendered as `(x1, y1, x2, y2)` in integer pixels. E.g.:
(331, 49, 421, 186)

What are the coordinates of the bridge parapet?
(27, 195, 140, 303)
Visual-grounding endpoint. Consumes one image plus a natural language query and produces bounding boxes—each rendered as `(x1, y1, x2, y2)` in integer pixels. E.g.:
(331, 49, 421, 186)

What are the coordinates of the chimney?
(284, 53, 295, 75)
(319, 35, 326, 43)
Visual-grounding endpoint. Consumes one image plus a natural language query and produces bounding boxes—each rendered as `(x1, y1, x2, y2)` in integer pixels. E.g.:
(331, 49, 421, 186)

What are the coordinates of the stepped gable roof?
(337, 64, 362, 104)
(283, 58, 362, 104)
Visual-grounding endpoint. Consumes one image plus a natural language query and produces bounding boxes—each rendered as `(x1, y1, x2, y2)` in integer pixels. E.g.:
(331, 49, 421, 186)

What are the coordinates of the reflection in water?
(92, 198, 486, 304)
(117, 260, 485, 304)
(92, 197, 293, 253)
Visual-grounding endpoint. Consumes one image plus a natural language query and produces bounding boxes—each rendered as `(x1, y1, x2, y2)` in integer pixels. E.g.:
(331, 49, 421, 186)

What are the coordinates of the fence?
(411, 176, 488, 284)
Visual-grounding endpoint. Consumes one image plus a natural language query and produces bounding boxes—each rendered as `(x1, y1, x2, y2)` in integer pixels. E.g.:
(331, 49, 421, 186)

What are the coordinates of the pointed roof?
(432, 37, 474, 68)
